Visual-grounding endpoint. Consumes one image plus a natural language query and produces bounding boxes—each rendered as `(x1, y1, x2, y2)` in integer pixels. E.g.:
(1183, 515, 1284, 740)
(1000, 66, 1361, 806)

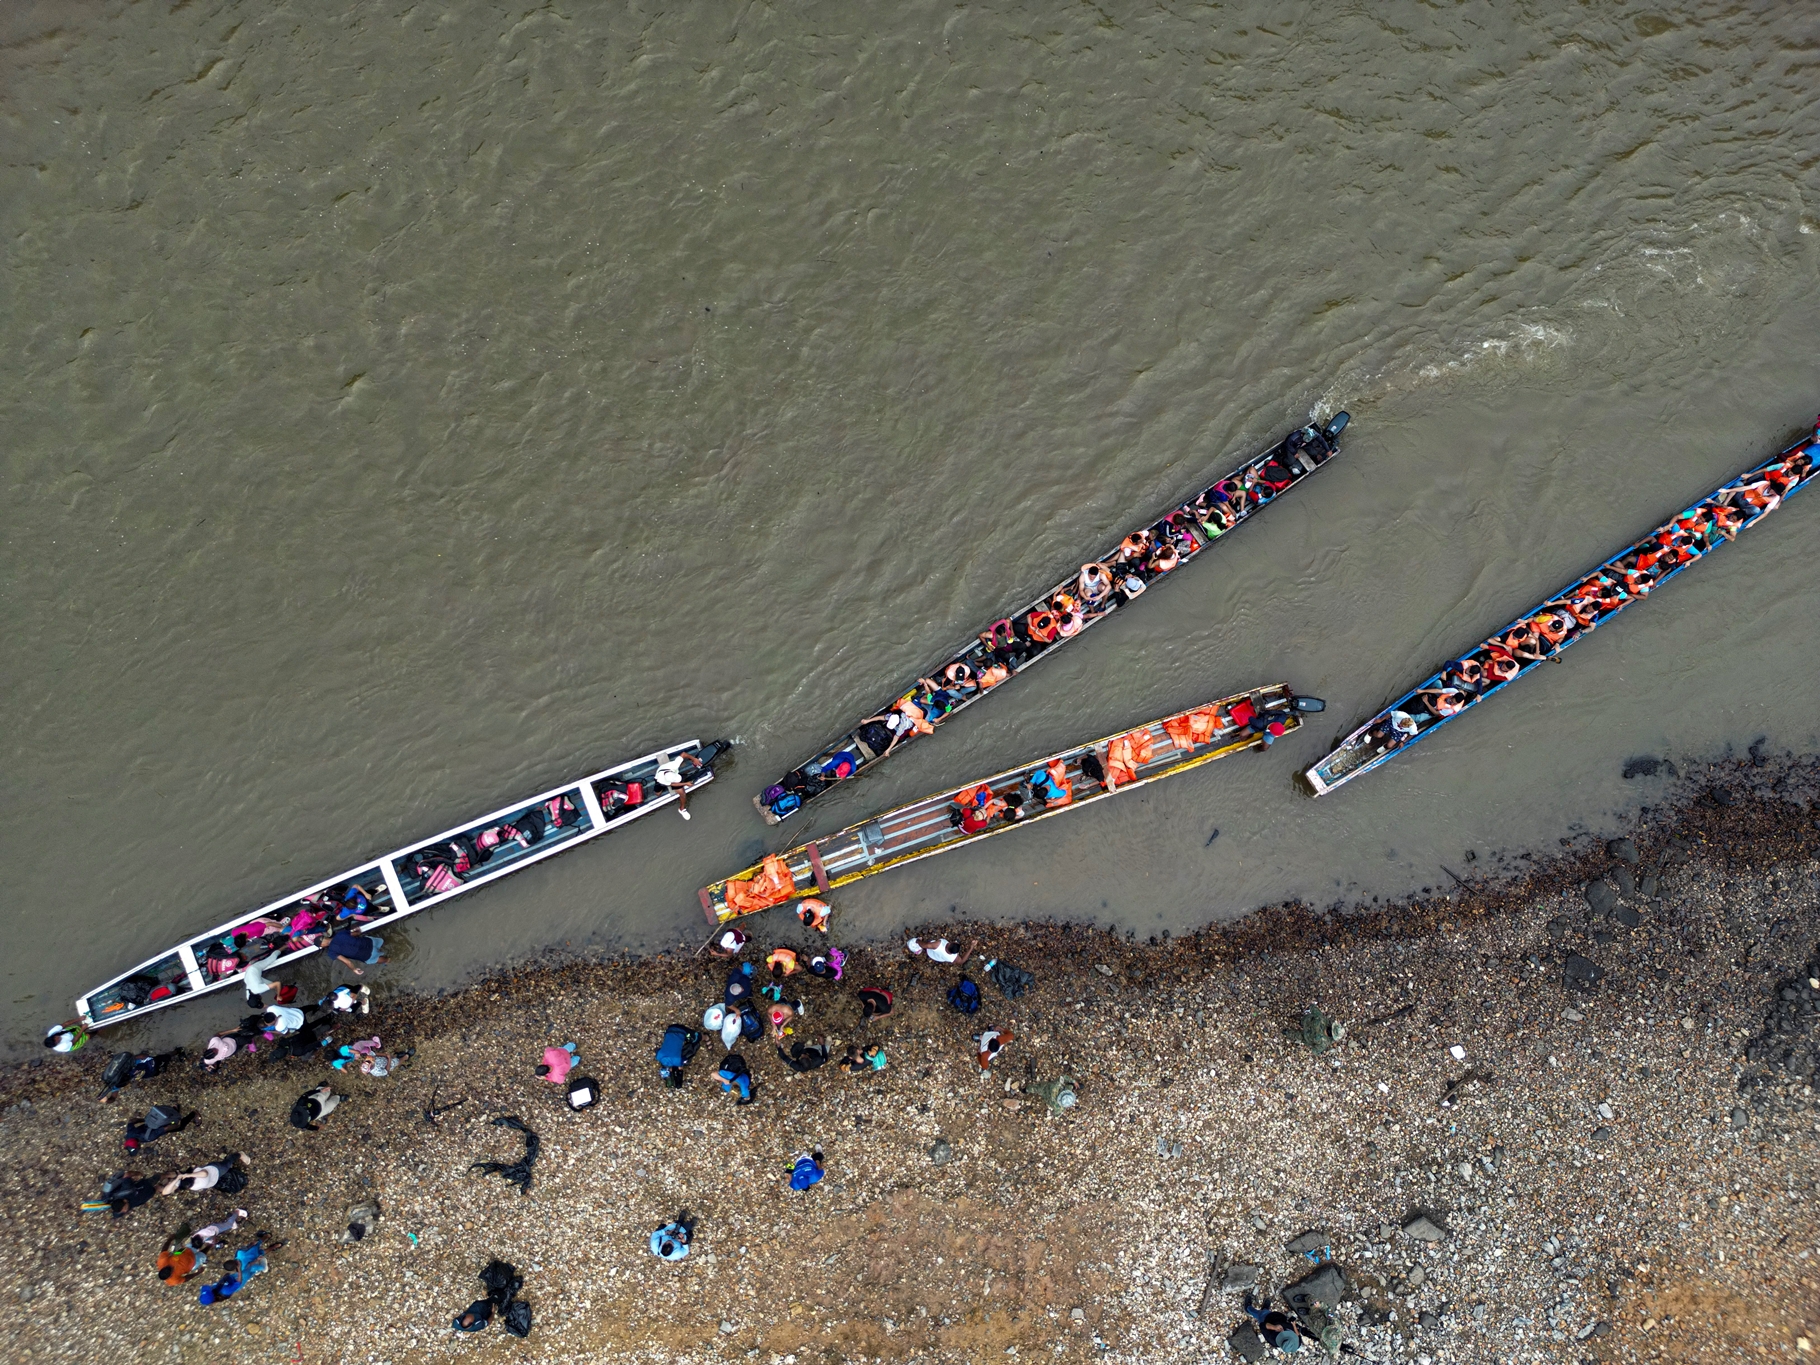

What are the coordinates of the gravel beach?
(5, 758, 1818, 1365)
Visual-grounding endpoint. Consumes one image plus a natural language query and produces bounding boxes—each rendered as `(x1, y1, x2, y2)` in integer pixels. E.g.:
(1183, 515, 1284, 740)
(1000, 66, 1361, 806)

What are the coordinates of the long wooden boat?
(708, 685, 1324, 922)
(75, 739, 730, 1030)
(753, 412, 1351, 824)
(1303, 417, 1820, 796)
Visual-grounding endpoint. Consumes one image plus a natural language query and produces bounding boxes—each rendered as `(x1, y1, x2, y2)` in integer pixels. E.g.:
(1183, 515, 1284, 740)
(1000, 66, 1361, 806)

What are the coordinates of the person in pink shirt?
(536, 1042, 579, 1084)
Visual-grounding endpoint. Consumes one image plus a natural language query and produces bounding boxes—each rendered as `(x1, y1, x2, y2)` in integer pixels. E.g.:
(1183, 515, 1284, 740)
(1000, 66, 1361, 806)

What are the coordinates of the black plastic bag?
(479, 1259, 520, 1305)
(501, 1299, 532, 1337)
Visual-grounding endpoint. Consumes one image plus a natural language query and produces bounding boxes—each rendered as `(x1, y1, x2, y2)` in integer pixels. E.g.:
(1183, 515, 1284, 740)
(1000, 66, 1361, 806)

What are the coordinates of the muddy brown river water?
(4, 1, 1817, 1053)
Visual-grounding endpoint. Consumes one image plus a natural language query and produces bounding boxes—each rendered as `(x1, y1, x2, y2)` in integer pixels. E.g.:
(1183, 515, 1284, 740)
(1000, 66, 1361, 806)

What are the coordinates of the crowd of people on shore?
(45, 885, 1037, 1336)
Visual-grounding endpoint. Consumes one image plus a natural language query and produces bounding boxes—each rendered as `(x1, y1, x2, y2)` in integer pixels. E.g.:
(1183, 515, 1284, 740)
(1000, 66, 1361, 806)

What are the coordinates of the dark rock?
(1285, 1230, 1330, 1255)
(1401, 1211, 1448, 1242)
(1228, 1323, 1267, 1363)
(1563, 955, 1605, 988)
(1612, 866, 1637, 898)
(1614, 905, 1642, 929)
(1593, 1322, 1612, 1337)
(1546, 918, 1569, 940)
(1592, 1126, 1612, 1141)
(1285, 1262, 1349, 1311)
(1729, 1108, 1748, 1131)
(1640, 875, 1660, 897)
(928, 1139, 953, 1166)
(1418, 1310, 1441, 1330)
(1608, 838, 1639, 864)
(1221, 1263, 1259, 1292)
(1593, 931, 1615, 946)
(1584, 881, 1617, 914)
(1709, 786, 1735, 807)
(1622, 756, 1676, 779)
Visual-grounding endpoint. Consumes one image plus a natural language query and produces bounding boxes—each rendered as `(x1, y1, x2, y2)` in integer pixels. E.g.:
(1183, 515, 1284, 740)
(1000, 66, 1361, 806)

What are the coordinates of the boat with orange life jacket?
(71, 739, 733, 1031)
(1302, 417, 1820, 797)
(753, 411, 1352, 824)
(707, 684, 1326, 922)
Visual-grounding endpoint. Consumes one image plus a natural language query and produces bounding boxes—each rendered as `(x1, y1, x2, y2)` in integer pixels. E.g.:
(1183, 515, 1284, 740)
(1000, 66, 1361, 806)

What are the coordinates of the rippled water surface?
(5, 1, 1818, 1051)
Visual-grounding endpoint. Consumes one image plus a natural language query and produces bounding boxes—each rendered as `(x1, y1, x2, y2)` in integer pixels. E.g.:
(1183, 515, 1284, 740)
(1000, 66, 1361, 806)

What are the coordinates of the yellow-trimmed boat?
(702, 684, 1322, 923)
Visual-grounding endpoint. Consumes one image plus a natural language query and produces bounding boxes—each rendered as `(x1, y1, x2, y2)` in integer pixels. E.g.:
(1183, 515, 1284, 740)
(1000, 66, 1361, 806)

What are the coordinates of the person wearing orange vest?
(796, 899, 831, 933)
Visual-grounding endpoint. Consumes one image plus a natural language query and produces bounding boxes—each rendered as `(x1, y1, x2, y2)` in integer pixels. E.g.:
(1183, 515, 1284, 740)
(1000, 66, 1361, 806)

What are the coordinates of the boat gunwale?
(76, 739, 711, 1029)
(1304, 428, 1820, 795)
(708, 684, 1300, 920)
(758, 416, 1347, 821)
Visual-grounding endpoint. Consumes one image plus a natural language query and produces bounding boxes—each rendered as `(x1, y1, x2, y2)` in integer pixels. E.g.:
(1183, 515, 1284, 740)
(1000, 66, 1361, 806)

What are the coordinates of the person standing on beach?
(43, 1020, 88, 1054)
(188, 1208, 247, 1253)
(536, 1043, 579, 1084)
(649, 1213, 694, 1261)
(857, 987, 894, 1023)
(788, 1149, 825, 1191)
(156, 1225, 204, 1285)
(975, 1027, 1014, 1070)
(716, 1053, 756, 1105)
(290, 1083, 345, 1131)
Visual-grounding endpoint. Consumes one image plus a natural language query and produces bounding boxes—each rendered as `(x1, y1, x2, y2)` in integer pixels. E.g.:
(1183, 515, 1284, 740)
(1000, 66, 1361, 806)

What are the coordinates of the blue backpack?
(946, 977, 981, 1014)
(655, 1025, 700, 1081)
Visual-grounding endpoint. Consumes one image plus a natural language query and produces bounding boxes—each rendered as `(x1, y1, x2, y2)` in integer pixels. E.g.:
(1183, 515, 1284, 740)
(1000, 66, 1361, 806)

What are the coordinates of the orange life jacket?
(1534, 609, 1574, 644)
(896, 697, 935, 736)
(1104, 730, 1155, 789)
(723, 855, 799, 916)
(977, 664, 1010, 688)
(1162, 705, 1220, 752)
(1116, 532, 1150, 563)
(1043, 758, 1073, 807)
(1026, 609, 1060, 644)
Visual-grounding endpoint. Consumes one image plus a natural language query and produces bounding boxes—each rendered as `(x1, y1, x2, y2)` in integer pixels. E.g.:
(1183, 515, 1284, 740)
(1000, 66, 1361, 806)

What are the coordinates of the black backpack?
(946, 977, 982, 1014)
(511, 806, 546, 846)
(100, 1053, 135, 1091)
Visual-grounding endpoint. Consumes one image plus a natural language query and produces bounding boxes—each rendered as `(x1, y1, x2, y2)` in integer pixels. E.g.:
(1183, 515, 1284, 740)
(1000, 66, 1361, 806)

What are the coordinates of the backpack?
(101, 1052, 135, 1091)
(946, 977, 981, 1015)
(654, 1025, 699, 1072)
(565, 1076, 599, 1110)
(511, 806, 545, 846)
(501, 1298, 532, 1337)
(213, 1160, 248, 1195)
(768, 791, 802, 818)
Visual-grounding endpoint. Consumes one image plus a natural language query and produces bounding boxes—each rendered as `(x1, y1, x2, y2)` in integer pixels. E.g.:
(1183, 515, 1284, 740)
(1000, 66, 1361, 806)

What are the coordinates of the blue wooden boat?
(1303, 419, 1819, 796)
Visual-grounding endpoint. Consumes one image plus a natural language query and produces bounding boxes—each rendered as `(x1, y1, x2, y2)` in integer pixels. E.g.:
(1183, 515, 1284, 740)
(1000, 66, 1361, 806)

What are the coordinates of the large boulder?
(1285, 1262, 1349, 1312)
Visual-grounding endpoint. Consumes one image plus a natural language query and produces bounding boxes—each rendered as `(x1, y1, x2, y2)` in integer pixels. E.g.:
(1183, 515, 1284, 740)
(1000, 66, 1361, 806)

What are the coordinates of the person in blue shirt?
(716, 1054, 756, 1106)
(788, 1149, 824, 1191)
(198, 1239, 269, 1305)
(326, 926, 386, 976)
(649, 1212, 695, 1261)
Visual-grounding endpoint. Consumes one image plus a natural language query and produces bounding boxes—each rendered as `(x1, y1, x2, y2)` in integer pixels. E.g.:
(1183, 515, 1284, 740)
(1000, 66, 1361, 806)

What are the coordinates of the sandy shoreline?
(4, 757, 1818, 1364)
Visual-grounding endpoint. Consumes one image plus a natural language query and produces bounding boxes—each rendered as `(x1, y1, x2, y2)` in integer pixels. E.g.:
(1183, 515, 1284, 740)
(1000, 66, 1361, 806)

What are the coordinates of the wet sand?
(3, 757, 1818, 1365)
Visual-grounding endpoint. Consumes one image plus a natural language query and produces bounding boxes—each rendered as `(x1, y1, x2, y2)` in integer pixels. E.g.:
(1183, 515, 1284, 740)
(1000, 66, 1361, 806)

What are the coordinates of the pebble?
(1612, 866, 1637, 897)
(1562, 1007, 1584, 1022)
(1563, 954, 1605, 987)
(1608, 838, 1639, 864)
(1615, 905, 1642, 929)
(1596, 1102, 1613, 1119)
(1592, 1126, 1612, 1142)
(928, 1139, 954, 1166)
(1405, 1266, 1425, 1289)
(1730, 1108, 1749, 1131)
(1584, 881, 1617, 914)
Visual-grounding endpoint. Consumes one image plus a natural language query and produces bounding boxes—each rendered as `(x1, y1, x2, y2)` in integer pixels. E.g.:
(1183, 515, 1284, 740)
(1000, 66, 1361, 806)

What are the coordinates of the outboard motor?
(696, 739, 734, 771)
(1292, 695, 1327, 713)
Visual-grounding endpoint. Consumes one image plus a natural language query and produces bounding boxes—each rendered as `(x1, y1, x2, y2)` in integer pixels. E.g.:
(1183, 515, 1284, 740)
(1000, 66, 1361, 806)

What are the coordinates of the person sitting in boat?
(1114, 570, 1148, 605)
(333, 884, 377, 923)
(894, 693, 937, 737)
(1027, 759, 1073, 809)
(1050, 593, 1085, 639)
(655, 749, 708, 821)
(1147, 537, 1180, 575)
(819, 750, 861, 783)
(939, 661, 980, 699)
(1192, 492, 1235, 538)
(1113, 530, 1152, 569)
(1498, 621, 1547, 664)
(1024, 606, 1062, 646)
(948, 783, 1008, 834)
(1416, 685, 1467, 720)
(1078, 562, 1115, 607)
(1531, 606, 1579, 651)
